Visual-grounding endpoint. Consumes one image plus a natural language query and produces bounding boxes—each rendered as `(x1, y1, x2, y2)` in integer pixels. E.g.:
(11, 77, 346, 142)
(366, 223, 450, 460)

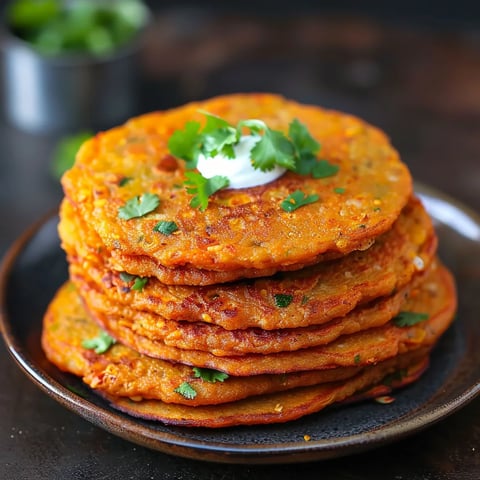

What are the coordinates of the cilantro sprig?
(168, 111, 338, 211)
(118, 193, 160, 220)
(280, 190, 319, 212)
(82, 331, 116, 354)
(174, 381, 197, 400)
(393, 311, 429, 327)
(192, 367, 229, 383)
(184, 171, 229, 212)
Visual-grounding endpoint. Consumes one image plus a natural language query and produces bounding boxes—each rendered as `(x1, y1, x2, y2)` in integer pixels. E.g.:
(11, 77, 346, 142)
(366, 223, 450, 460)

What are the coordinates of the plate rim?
(1, 183, 480, 464)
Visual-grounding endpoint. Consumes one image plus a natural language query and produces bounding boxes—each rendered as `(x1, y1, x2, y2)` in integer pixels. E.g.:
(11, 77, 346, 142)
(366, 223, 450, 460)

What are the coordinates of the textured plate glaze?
(1, 183, 480, 464)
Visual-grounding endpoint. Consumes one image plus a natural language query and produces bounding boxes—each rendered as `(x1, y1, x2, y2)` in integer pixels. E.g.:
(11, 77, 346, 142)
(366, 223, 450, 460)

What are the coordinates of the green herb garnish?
(131, 277, 148, 291)
(50, 131, 92, 179)
(119, 272, 147, 291)
(82, 331, 116, 354)
(118, 193, 160, 220)
(174, 382, 197, 400)
(280, 190, 319, 212)
(274, 293, 293, 308)
(334, 187, 346, 194)
(354, 354, 361, 364)
(168, 112, 339, 211)
(118, 176, 132, 187)
(192, 367, 229, 383)
(8, 0, 149, 57)
(119, 272, 136, 283)
(184, 171, 229, 212)
(238, 119, 296, 171)
(153, 220, 178, 236)
(393, 312, 429, 327)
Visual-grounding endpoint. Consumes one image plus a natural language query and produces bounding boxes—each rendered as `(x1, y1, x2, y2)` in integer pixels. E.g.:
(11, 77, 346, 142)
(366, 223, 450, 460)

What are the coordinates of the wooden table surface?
(1, 9, 479, 479)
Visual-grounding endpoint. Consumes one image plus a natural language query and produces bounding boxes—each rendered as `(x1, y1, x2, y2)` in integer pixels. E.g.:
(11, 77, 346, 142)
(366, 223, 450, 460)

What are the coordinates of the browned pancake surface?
(85, 263, 456, 375)
(61, 196, 436, 330)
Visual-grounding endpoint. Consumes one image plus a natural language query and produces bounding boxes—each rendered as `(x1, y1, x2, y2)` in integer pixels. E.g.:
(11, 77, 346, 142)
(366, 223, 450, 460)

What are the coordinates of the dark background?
(1, 2, 480, 479)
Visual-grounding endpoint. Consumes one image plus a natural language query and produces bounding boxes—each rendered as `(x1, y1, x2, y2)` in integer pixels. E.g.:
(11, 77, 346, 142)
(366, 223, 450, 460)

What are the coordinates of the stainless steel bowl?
(1, 24, 144, 134)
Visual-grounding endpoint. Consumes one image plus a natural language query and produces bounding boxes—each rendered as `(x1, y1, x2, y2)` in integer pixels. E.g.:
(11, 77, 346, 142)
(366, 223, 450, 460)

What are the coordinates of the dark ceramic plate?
(1, 183, 480, 465)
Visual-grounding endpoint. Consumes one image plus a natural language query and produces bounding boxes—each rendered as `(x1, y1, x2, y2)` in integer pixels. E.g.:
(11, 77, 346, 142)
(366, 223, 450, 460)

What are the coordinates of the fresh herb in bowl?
(7, 0, 149, 56)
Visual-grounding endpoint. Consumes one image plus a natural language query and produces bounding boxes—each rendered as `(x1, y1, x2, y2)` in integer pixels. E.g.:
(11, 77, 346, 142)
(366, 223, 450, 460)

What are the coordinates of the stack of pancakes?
(42, 94, 456, 427)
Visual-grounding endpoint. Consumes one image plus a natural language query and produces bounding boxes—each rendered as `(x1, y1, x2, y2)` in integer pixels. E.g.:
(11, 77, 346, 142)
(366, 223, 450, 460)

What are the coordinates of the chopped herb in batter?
(274, 293, 293, 308)
(153, 220, 178, 235)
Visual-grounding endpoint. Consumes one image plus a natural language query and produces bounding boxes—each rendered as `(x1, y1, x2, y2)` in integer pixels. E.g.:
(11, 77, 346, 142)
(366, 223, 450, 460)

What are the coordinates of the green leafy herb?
(311, 159, 339, 179)
(184, 171, 229, 211)
(119, 272, 147, 291)
(383, 369, 407, 387)
(334, 187, 346, 194)
(119, 272, 136, 283)
(281, 190, 319, 212)
(8, 0, 149, 57)
(132, 277, 148, 291)
(192, 367, 229, 383)
(174, 382, 197, 400)
(50, 131, 92, 179)
(168, 112, 339, 210)
(393, 311, 429, 327)
(274, 293, 293, 308)
(354, 354, 361, 364)
(153, 220, 178, 236)
(82, 331, 116, 354)
(118, 193, 160, 220)
(118, 176, 132, 187)
(289, 118, 320, 157)
(168, 121, 202, 169)
(238, 119, 296, 171)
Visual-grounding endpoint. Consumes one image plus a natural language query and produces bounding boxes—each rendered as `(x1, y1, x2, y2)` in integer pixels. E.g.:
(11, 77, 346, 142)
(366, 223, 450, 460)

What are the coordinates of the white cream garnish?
(197, 135, 286, 189)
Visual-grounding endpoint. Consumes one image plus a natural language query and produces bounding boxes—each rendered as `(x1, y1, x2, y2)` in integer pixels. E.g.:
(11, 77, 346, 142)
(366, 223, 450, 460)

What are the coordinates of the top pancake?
(61, 93, 412, 285)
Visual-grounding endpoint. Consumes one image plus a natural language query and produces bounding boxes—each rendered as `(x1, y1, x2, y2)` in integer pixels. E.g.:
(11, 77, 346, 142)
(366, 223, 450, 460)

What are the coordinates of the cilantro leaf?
(118, 176, 132, 187)
(192, 367, 229, 383)
(184, 171, 229, 211)
(174, 382, 197, 399)
(201, 127, 238, 158)
(132, 277, 148, 291)
(311, 159, 339, 179)
(82, 331, 116, 354)
(119, 272, 147, 291)
(167, 120, 201, 169)
(153, 220, 178, 235)
(118, 193, 160, 220)
(289, 118, 320, 156)
(119, 272, 136, 283)
(50, 131, 92, 179)
(200, 111, 233, 133)
(250, 128, 296, 171)
(274, 293, 293, 308)
(393, 311, 429, 327)
(281, 190, 319, 212)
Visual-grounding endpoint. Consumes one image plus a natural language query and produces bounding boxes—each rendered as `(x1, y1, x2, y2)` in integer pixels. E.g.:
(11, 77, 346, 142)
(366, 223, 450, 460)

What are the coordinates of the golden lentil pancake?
(42, 282, 370, 405)
(73, 265, 425, 356)
(100, 353, 430, 428)
(42, 282, 430, 425)
(61, 93, 412, 285)
(61, 196, 436, 330)
(83, 263, 456, 375)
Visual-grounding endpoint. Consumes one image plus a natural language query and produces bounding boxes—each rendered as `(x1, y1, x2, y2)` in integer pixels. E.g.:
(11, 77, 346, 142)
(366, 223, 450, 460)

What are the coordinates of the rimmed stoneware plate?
(1, 183, 479, 464)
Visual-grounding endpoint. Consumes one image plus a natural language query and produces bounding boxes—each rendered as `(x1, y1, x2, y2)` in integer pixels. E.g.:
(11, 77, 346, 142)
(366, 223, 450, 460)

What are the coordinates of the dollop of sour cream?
(196, 135, 286, 189)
